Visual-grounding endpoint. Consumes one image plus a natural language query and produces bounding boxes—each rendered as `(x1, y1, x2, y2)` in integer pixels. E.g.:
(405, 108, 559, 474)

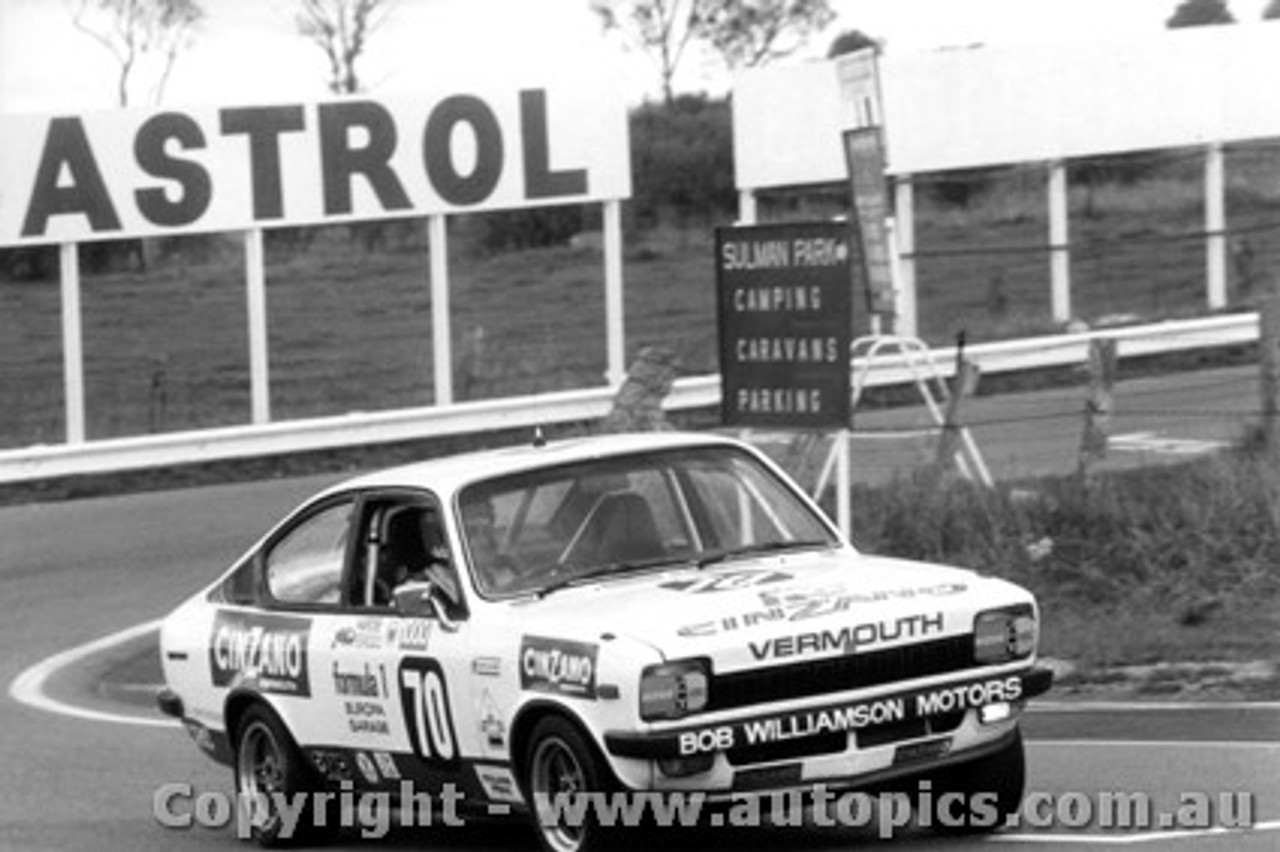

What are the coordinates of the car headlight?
(640, 658, 710, 721)
(973, 605, 1037, 664)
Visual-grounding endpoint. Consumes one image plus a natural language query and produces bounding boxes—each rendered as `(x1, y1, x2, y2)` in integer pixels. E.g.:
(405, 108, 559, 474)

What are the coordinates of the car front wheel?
(928, 728, 1026, 834)
(523, 716, 621, 852)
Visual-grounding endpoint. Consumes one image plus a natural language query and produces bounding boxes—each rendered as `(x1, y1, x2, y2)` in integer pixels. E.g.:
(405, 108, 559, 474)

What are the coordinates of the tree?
(698, 0, 835, 69)
(827, 28, 880, 58)
(1265, 0, 1280, 19)
(296, 0, 396, 94)
(591, 0, 704, 105)
(71, 0, 203, 107)
(1166, 0, 1235, 27)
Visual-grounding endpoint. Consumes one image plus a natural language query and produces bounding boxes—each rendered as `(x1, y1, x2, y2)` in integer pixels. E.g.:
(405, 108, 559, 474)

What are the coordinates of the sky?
(0, 0, 1276, 114)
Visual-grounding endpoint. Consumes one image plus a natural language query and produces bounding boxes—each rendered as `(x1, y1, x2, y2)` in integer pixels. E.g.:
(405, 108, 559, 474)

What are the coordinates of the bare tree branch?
(70, 0, 203, 106)
(296, 0, 396, 94)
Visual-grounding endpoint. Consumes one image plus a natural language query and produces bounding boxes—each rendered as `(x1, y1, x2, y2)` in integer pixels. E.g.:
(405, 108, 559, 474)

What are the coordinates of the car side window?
(265, 500, 354, 605)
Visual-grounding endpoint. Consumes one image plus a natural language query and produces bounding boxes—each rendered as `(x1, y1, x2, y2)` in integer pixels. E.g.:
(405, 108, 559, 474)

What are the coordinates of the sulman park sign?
(716, 221, 855, 430)
(0, 86, 631, 247)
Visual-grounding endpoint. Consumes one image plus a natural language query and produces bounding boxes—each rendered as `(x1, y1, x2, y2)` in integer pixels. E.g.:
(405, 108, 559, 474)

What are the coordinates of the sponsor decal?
(678, 582, 968, 637)
(474, 765, 523, 804)
(472, 656, 502, 677)
(395, 619, 434, 652)
(331, 617, 384, 650)
(520, 636, 597, 699)
(332, 662, 388, 698)
(333, 662, 392, 736)
(660, 569, 792, 594)
(209, 611, 312, 695)
(748, 612, 944, 660)
(478, 691, 506, 748)
(355, 752, 380, 785)
(372, 751, 401, 781)
(674, 676, 1023, 757)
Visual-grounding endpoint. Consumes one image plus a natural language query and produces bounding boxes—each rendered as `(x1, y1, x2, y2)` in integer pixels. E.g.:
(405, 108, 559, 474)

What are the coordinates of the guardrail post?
(1048, 160, 1072, 324)
(58, 243, 86, 443)
(1205, 142, 1227, 310)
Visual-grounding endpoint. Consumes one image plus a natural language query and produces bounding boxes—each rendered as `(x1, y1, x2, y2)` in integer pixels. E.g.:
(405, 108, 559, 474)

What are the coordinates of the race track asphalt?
(3, 367, 1278, 851)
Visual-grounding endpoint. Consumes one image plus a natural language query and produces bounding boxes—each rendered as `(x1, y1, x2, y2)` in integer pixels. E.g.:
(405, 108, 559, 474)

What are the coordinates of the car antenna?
(532, 426, 547, 448)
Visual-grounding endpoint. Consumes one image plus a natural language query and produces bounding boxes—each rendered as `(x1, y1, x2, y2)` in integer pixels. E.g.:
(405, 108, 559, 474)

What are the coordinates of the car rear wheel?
(928, 728, 1026, 834)
(523, 716, 620, 852)
(234, 705, 319, 848)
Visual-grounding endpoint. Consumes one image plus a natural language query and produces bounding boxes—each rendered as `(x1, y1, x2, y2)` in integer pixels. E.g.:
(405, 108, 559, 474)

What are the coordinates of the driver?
(461, 497, 520, 593)
(386, 508, 463, 615)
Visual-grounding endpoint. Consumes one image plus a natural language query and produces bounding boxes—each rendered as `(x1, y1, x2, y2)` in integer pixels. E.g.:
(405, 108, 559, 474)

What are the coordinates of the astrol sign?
(0, 86, 631, 246)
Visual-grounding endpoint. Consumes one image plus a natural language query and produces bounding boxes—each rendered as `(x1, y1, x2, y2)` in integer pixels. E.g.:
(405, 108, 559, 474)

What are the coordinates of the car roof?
(319, 430, 746, 499)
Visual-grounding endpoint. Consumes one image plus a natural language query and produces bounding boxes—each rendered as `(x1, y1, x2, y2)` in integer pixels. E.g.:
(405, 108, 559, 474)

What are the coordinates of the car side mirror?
(392, 580, 458, 632)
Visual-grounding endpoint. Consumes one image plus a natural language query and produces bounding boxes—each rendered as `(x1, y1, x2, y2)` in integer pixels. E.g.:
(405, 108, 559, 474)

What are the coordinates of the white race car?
(157, 431, 1051, 850)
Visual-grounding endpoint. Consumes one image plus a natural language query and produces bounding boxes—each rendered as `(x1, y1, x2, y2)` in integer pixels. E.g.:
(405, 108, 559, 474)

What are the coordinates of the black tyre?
(928, 728, 1026, 834)
(523, 716, 620, 852)
(234, 705, 322, 848)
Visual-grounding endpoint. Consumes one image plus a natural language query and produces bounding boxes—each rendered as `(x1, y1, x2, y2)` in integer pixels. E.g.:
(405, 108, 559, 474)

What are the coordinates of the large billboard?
(716, 221, 854, 429)
(0, 86, 631, 247)
(734, 25, 1280, 188)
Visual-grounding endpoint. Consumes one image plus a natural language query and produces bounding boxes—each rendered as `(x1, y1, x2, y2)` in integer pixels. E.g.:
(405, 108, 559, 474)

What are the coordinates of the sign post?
(716, 221, 855, 533)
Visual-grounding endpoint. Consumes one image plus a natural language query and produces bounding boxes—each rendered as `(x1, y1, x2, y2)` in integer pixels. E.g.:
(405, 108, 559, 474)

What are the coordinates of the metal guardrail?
(0, 313, 1258, 485)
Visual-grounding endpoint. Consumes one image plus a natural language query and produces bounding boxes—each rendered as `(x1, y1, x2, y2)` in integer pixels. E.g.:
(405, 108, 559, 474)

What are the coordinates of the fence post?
(1078, 338, 1118, 478)
(1260, 274, 1280, 456)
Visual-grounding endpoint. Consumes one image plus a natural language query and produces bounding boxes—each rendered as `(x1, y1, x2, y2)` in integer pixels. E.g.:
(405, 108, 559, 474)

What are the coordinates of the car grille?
(708, 635, 975, 712)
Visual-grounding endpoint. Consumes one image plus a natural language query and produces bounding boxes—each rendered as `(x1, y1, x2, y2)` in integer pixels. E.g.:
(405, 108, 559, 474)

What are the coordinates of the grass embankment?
(849, 449, 1280, 697)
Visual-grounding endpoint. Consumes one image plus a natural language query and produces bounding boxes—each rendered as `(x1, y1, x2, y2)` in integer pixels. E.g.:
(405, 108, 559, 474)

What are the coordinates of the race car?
(157, 430, 1052, 850)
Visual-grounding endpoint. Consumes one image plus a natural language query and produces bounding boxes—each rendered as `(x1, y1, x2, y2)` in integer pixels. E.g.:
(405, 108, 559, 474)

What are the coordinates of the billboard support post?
(58, 242, 86, 444)
(891, 178, 917, 337)
(428, 214, 453, 405)
(1048, 160, 1072, 323)
(604, 199, 626, 387)
(244, 228, 270, 425)
(1205, 142, 1227, 310)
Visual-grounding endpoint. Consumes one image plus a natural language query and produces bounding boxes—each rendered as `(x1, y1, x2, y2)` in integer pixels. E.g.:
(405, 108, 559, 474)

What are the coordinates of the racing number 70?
(398, 659, 458, 767)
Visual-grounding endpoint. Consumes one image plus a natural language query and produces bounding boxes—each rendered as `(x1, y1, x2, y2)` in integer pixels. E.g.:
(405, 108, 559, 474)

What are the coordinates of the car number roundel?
(398, 658, 459, 769)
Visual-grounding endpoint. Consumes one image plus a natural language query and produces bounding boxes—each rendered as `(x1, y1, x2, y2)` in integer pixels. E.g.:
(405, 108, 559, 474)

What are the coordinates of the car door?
(310, 490, 477, 795)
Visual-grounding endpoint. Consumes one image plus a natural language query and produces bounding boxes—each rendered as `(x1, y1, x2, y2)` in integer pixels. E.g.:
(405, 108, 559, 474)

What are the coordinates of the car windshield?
(457, 445, 839, 597)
